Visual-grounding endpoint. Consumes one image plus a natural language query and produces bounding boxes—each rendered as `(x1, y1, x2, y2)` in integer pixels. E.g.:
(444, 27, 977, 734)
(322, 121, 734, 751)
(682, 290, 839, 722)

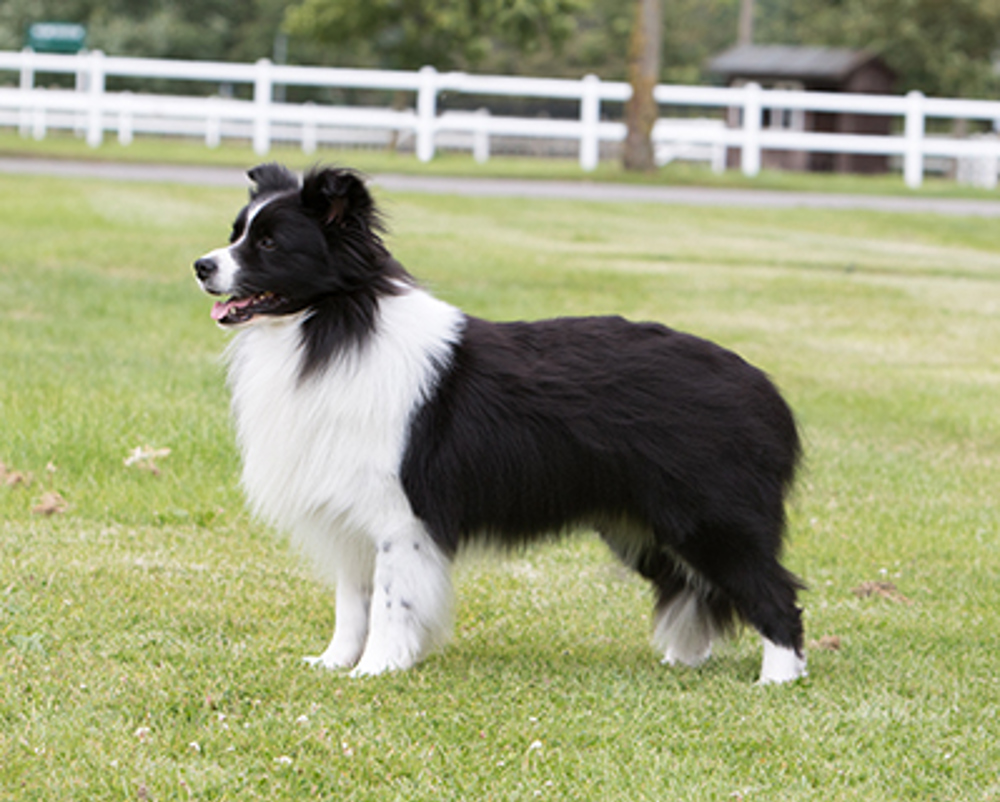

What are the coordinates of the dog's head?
(194, 164, 394, 327)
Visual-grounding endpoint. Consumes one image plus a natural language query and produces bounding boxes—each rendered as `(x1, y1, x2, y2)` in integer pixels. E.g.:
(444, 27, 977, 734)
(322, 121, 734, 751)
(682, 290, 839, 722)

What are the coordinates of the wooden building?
(706, 44, 896, 174)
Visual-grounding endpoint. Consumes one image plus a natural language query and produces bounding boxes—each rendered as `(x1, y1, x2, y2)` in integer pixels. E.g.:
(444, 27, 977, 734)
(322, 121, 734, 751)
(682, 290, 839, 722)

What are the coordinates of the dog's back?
(403, 314, 799, 550)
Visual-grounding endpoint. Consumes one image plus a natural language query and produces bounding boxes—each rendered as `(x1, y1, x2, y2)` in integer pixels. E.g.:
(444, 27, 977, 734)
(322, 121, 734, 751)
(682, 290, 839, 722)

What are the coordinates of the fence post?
(32, 105, 46, 140)
(19, 47, 35, 137)
(302, 101, 318, 155)
(86, 50, 105, 148)
(118, 92, 133, 146)
(473, 108, 490, 163)
(741, 81, 762, 177)
(904, 90, 925, 189)
(206, 96, 221, 148)
(579, 74, 601, 171)
(416, 66, 438, 162)
(19, 47, 35, 90)
(253, 58, 273, 155)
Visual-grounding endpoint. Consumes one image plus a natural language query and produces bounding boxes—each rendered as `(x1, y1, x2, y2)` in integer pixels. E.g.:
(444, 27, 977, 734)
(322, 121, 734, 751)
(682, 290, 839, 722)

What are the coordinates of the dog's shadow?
(421, 633, 765, 689)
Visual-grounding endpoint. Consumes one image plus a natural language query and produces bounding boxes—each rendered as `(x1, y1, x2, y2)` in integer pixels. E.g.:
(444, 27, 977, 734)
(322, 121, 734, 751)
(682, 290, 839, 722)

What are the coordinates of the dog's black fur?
(403, 312, 804, 648)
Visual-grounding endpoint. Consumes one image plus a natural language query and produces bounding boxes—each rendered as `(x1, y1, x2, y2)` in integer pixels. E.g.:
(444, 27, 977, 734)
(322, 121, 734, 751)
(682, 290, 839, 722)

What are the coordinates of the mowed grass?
(4, 128, 1000, 199)
(2, 170, 1000, 801)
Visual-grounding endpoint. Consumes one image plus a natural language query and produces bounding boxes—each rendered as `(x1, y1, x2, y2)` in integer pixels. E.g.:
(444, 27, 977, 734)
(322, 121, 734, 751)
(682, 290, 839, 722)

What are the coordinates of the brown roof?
(706, 45, 889, 85)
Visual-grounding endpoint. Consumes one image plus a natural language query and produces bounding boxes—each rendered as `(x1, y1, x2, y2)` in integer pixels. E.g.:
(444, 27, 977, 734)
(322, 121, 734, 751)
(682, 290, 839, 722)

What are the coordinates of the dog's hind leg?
(670, 525, 807, 684)
(647, 554, 738, 669)
(652, 579, 721, 668)
(722, 561, 806, 684)
(350, 515, 454, 677)
(600, 528, 723, 669)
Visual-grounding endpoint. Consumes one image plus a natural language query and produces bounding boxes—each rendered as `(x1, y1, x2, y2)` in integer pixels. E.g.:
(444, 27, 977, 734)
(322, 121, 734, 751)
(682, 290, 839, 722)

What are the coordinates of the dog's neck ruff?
(225, 286, 464, 539)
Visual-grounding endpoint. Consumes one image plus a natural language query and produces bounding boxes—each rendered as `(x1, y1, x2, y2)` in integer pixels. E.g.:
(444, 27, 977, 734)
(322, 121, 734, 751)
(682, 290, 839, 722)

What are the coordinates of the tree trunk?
(738, 0, 755, 46)
(622, 0, 662, 172)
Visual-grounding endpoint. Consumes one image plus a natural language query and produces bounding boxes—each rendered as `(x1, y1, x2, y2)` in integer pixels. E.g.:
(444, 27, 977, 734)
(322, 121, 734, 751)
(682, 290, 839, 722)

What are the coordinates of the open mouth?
(211, 292, 286, 326)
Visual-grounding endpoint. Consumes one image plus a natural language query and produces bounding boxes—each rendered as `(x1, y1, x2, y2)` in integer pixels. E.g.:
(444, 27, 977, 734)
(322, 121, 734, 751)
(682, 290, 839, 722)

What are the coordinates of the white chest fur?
(225, 288, 463, 540)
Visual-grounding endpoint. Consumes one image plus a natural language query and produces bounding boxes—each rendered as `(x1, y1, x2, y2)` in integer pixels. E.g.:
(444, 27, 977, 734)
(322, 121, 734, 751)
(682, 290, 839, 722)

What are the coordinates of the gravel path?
(4, 156, 1000, 217)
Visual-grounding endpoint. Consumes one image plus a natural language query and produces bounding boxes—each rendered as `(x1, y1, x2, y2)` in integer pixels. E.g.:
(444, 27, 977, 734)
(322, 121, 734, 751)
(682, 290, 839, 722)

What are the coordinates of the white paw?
(347, 631, 425, 677)
(302, 645, 362, 671)
(757, 639, 808, 685)
(348, 661, 393, 679)
(348, 645, 418, 678)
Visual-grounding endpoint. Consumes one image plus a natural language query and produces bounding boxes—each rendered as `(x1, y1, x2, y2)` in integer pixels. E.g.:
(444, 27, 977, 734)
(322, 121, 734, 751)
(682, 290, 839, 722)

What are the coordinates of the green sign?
(27, 22, 87, 54)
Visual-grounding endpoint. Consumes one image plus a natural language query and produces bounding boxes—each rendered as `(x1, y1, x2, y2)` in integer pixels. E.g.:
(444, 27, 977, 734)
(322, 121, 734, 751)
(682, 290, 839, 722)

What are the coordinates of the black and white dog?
(194, 164, 807, 684)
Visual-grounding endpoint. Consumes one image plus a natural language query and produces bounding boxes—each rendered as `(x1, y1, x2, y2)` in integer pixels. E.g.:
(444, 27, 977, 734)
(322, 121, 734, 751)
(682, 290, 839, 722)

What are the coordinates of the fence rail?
(2, 49, 1000, 188)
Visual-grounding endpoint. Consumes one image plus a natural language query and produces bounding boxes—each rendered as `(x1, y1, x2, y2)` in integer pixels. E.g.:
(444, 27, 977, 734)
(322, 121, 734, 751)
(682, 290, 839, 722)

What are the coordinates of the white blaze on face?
(196, 195, 275, 297)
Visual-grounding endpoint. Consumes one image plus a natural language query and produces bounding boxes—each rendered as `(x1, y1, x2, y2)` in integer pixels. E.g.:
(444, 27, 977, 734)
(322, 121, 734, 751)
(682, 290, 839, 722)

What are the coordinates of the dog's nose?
(194, 257, 217, 282)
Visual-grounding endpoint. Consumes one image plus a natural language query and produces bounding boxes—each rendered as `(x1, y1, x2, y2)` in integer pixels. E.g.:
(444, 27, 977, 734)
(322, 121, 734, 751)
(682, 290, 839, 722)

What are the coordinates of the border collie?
(194, 164, 807, 684)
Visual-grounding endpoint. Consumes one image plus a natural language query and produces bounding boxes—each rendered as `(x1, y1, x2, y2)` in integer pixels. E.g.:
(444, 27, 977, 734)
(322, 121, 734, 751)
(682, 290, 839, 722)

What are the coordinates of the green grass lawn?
(4, 128, 1000, 200)
(2, 169, 1000, 800)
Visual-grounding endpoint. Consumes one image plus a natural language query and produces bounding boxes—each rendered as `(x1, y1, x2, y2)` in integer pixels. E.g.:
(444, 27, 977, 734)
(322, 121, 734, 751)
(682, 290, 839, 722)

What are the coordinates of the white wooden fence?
(2, 48, 1000, 188)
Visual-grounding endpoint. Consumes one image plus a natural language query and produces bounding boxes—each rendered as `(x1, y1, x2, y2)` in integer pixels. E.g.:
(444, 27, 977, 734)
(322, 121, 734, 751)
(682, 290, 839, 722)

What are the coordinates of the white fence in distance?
(2, 48, 1000, 188)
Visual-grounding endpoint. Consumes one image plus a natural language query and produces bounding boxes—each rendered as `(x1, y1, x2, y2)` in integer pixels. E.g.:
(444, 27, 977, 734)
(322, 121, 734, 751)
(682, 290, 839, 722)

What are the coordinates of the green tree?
(0, 0, 302, 62)
(283, 0, 582, 71)
(757, 0, 1000, 98)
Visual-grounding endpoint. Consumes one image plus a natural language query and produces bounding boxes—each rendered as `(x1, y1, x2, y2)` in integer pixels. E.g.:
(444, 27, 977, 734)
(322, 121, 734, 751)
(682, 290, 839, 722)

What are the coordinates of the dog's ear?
(247, 163, 299, 200)
(300, 167, 378, 229)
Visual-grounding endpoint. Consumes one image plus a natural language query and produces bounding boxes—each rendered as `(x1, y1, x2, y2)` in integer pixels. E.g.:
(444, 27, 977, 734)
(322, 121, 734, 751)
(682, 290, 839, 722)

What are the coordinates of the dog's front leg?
(350, 519, 453, 677)
(304, 544, 375, 670)
(304, 574, 373, 670)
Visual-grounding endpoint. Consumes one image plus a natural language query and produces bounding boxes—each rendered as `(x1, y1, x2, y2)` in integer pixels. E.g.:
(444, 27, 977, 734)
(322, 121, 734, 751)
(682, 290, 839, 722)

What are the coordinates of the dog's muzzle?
(193, 248, 239, 296)
(194, 257, 218, 290)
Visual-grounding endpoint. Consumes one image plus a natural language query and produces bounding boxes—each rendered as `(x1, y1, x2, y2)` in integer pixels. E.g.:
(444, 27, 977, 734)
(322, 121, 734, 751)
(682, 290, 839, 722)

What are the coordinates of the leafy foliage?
(757, 0, 1000, 97)
(0, 0, 302, 62)
(283, 0, 583, 71)
(2, 0, 1000, 96)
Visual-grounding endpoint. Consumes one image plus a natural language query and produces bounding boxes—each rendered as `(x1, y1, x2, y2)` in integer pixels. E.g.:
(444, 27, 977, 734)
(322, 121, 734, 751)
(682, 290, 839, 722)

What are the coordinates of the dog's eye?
(258, 236, 277, 251)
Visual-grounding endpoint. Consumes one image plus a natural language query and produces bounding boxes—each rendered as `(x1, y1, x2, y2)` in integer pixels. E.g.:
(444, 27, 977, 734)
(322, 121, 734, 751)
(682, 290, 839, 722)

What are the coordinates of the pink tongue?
(211, 297, 254, 321)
